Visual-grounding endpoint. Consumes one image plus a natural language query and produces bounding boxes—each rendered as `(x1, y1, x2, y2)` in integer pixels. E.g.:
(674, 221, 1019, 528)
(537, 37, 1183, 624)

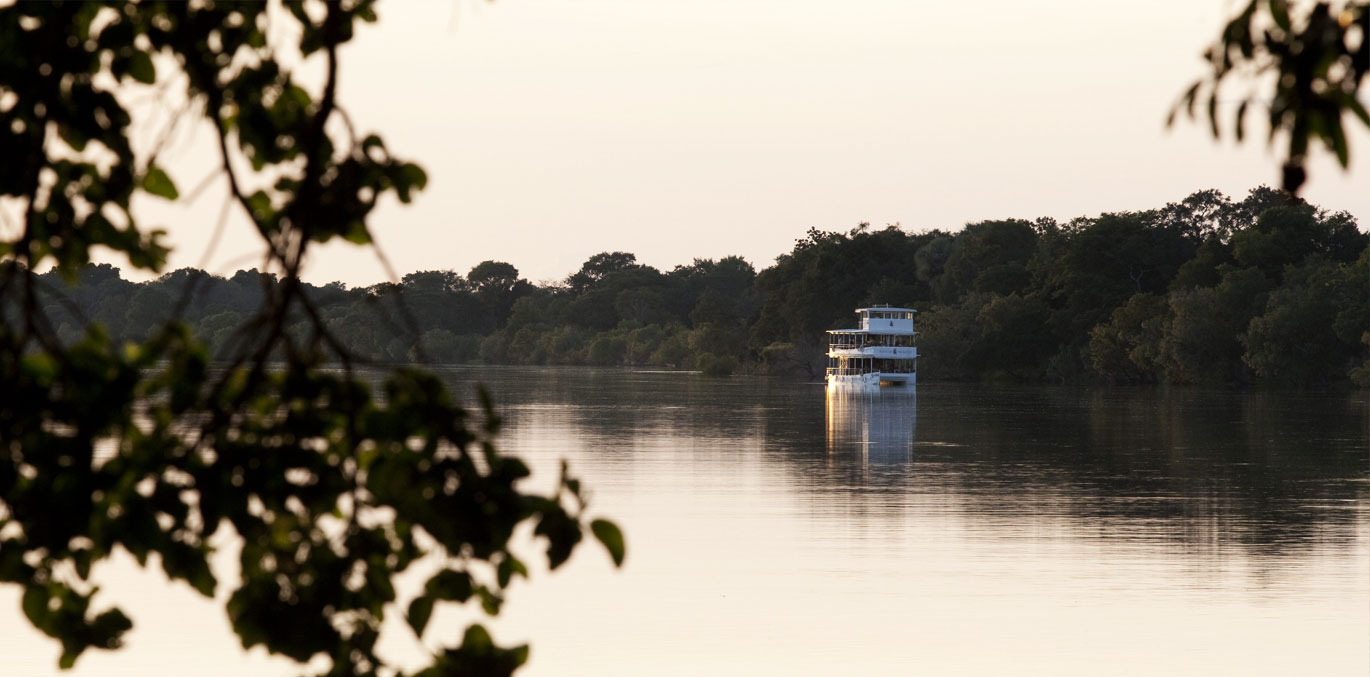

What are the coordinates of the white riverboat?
(825, 306, 918, 389)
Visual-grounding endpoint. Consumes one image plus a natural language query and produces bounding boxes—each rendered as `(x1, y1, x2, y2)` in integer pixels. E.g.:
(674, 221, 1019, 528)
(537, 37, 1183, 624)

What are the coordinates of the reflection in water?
(8, 368, 1363, 677)
(905, 385, 1368, 561)
(825, 388, 916, 465)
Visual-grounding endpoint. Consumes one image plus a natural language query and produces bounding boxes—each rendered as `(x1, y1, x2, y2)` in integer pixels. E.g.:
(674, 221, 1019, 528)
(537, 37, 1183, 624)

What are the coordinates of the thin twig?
(368, 237, 431, 364)
(197, 193, 236, 271)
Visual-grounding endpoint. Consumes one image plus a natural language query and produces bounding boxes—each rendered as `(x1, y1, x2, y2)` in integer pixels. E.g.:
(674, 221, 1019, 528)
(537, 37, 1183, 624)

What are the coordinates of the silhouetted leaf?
(343, 220, 371, 244)
(1349, 99, 1370, 128)
(1268, 0, 1291, 31)
(128, 51, 155, 84)
(1324, 114, 1349, 167)
(591, 519, 626, 567)
(142, 166, 178, 200)
(407, 594, 435, 637)
(426, 570, 474, 602)
(1182, 81, 1201, 120)
(21, 586, 46, 627)
(1235, 99, 1250, 141)
(1207, 92, 1220, 137)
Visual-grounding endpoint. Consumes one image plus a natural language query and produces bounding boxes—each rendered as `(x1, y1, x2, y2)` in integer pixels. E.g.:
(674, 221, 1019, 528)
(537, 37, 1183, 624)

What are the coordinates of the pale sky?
(132, 0, 1369, 287)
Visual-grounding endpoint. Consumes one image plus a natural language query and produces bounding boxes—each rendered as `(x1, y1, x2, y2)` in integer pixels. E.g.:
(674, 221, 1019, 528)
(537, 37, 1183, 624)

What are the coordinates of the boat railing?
(828, 339, 917, 351)
(826, 367, 866, 377)
(828, 366, 916, 376)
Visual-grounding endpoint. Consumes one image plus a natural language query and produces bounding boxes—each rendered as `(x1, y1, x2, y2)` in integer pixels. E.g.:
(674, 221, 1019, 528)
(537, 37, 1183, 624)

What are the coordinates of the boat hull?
(826, 372, 916, 390)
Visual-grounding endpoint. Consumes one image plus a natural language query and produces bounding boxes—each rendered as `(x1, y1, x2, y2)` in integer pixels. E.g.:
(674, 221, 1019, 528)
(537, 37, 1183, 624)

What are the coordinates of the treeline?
(28, 187, 1370, 386)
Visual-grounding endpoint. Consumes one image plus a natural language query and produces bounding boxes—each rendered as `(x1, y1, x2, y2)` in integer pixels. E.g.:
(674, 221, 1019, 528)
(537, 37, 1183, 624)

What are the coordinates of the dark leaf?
(142, 166, 178, 200)
(1235, 99, 1250, 141)
(1207, 92, 1220, 137)
(1268, 0, 1291, 31)
(1182, 81, 1201, 120)
(22, 586, 47, 628)
(128, 51, 156, 84)
(1349, 99, 1370, 129)
(407, 594, 435, 637)
(1327, 117, 1349, 167)
(426, 569, 473, 602)
(590, 519, 626, 567)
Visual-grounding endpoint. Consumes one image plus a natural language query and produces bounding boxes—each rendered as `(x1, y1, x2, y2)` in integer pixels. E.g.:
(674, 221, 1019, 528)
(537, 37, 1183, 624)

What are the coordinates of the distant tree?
(1089, 293, 1170, 383)
(689, 289, 741, 327)
(625, 324, 666, 366)
(936, 219, 1037, 302)
(566, 251, 639, 294)
(468, 261, 521, 295)
(912, 295, 986, 381)
(1242, 256, 1366, 384)
(973, 293, 1054, 378)
(413, 328, 477, 363)
(563, 289, 624, 332)
(1162, 267, 1274, 383)
(615, 288, 669, 326)
(462, 262, 531, 335)
(1156, 189, 1237, 241)
(122, 285, 175, 340)
(1230, 205, 1365, 279)
(586, 334, 629, 366)
(1170, 236, 1235, 290)
(913, 234, 954, 283)
(544, 326, 591, 364)
(752, 224, 927, 347)
(649, 331, 693, 368)
(1039, 211, 1196, 341)
(402, 269, 469, 294)
(694, 352, 738, 377)
(197, 310, 248, 358)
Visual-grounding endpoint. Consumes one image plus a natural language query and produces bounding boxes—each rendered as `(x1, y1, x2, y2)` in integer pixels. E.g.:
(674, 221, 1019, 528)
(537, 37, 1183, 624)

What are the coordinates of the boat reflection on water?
(824, 387, 917, 465)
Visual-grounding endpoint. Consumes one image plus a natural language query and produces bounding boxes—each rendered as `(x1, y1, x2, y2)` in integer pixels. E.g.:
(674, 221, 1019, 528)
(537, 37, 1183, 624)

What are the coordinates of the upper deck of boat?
(828, 306, 918, 336)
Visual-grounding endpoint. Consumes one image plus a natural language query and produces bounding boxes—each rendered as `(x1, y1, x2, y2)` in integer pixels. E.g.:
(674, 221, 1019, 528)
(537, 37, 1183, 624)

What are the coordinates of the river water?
(3, 367, 1367, 675)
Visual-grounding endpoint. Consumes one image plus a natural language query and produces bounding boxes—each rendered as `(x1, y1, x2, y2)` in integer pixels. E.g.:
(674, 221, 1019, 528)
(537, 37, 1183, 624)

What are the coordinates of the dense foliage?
(1, 3, 620, 675)
(42, 188, 1369, 387)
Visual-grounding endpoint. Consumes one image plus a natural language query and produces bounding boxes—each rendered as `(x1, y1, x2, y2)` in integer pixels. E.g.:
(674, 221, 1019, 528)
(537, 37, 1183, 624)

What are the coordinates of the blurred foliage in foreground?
(41, 187, 1369, 387)
(1, 2, 620, 675)
(1173, 1, 1368, 194)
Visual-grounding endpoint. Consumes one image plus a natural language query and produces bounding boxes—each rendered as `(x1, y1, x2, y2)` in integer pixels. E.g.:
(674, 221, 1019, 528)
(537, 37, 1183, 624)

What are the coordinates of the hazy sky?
(135, 0, 1369, 287)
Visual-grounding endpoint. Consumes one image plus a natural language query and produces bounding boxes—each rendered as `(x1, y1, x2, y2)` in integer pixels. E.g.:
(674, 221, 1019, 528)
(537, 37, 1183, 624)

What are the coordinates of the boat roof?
(828, 329, 919, 334)
(856, 306, 917, 313)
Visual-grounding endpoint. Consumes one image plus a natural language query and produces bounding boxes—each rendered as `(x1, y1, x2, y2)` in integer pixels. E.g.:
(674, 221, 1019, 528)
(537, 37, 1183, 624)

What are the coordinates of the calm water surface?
(3, 367, 1366, 675)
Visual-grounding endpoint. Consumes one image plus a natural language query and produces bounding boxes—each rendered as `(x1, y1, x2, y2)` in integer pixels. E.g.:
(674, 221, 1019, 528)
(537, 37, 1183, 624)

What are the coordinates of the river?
(3, 367, 1367, 675)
